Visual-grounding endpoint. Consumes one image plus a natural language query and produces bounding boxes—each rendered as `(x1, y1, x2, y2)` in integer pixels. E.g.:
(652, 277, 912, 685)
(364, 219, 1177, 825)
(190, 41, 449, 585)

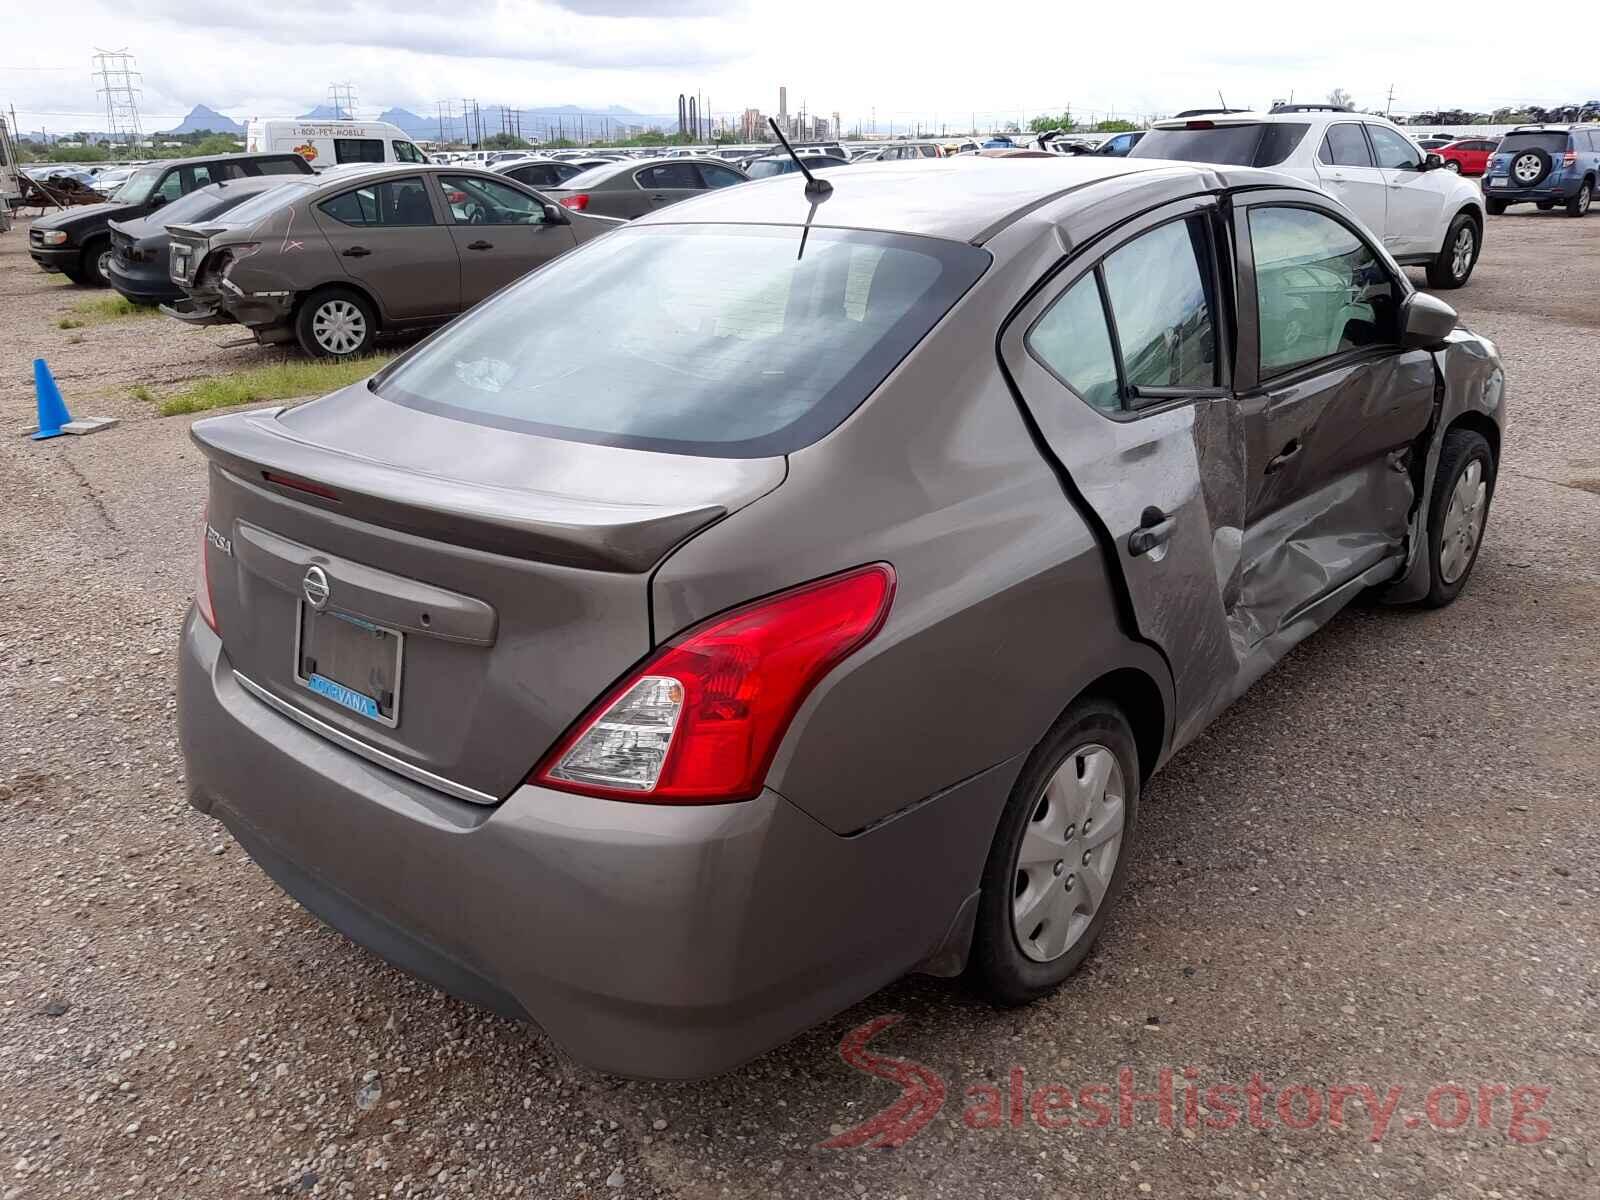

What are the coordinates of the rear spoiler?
(190, 407, 726, 574)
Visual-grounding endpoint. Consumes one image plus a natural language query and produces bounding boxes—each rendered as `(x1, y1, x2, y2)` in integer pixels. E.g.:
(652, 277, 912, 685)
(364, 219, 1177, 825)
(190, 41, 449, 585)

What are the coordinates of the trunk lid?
(193, 383, 784, 801)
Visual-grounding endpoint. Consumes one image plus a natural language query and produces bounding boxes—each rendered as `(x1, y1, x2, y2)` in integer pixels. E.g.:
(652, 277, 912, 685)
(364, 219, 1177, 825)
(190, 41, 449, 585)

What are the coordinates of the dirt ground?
(0, 207, 1597, 1200)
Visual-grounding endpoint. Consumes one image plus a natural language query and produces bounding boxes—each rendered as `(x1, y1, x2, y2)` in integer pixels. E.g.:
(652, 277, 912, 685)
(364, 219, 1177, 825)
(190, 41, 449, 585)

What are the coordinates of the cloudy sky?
(4, 0, 1590, 136)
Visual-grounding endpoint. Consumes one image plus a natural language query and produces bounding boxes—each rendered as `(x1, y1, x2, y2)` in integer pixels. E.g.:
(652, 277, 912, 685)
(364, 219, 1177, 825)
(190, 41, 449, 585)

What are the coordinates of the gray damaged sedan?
(163, 164, 620, 358)
(177, 156, 1504, 1079)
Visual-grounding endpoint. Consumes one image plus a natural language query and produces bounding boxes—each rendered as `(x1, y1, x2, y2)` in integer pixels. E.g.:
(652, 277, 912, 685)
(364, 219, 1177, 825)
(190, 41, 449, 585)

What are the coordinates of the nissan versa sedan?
(540, 157, 748, 219)
(162, 164, 620, 357)
(178, 156, 1505, 1079)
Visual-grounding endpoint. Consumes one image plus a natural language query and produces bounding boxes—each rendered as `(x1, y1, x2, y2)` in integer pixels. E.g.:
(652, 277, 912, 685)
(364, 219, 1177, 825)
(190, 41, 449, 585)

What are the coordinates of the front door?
(1231, 195, 1436, 649)
(310, 175, 461, 322)
(1365, 123, 1445, 259)
(437, 173, 579, 307)
(1001, 198, 1247, 744)
(1312, 122, 1388, 242)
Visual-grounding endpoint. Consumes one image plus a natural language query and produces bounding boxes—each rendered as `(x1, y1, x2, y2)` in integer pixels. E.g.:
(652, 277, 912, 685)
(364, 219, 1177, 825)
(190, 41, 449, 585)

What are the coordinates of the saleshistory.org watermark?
(820, 1016, 1554, 1151)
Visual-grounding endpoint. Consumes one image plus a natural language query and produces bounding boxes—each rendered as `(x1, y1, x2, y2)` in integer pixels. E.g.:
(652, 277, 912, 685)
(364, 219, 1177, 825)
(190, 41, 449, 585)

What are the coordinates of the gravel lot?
(1, 208, 1597, 1200)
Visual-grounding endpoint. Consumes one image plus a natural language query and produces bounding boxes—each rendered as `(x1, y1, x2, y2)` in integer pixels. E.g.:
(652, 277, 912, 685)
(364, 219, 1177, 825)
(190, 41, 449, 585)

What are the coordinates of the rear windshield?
(140, 182, 244, 225)
(1498, 133, 1569, 154)
(1131, 122, 1310, 167)
(375, 224, 990, 457)
(208, 180, 316, 226)
(560, 163, 626, 190)
(747, 159, 793, 178)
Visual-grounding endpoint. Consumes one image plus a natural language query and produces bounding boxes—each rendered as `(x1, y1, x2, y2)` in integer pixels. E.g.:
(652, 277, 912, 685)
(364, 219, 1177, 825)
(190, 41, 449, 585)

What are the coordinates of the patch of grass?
(155, 355, 394, 417)
(68, 295, 161, 325)
(129, 384, 156, 404)
(57, 316, 85, 330)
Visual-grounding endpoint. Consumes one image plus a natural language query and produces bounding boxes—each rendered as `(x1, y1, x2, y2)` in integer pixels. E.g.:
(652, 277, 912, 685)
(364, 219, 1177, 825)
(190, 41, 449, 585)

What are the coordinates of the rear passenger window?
(636, 163, 702, 190)
(1027, 275, 1121, 412)
(334, 138, 386, 164)
(319, 177, 435, 226)
(1249, 206, 1395, 377)
(1101, 218, 1216, 392)
(697, 164, 745, 188)
(1320, 124, 1374, 167)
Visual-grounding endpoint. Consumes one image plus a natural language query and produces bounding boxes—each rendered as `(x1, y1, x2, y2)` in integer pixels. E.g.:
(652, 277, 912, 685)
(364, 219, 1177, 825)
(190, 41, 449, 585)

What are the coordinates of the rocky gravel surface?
(0, 207, 1597, 1199)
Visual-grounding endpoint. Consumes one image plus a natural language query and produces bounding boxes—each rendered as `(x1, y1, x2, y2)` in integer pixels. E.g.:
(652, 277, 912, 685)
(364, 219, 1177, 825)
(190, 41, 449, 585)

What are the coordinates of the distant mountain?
(356, 103, 679, 144)
(296, 105, 348, 121)
(160, 104, 244, 136)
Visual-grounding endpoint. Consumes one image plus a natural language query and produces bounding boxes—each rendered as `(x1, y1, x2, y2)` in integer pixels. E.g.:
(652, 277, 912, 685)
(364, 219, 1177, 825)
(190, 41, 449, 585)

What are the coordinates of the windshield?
(113, 166, 165, 204)
(207, 180, 317, 227)
(1498, 133, 1568, 154)
(1131, 123, 1309, 167)
(376, 224, 989, 457)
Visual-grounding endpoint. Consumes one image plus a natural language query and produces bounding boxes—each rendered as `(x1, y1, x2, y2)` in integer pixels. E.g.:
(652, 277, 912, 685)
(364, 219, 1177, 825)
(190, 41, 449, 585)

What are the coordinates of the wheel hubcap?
(98, 250, 112, 279)
(1446, 161, 1460, 172)
(312, 300, 367, 355)
(1513, 154, 1541, 183)
(1580, 187, 1592, 214)
(1451, 227, 1475, 279)
(1439, 459, 1488, 584)
(1012, 744, 1126, 963)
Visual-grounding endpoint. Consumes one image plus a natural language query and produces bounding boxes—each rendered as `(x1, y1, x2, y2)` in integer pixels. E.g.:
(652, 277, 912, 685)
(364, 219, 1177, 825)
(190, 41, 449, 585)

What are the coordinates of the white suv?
(1131, 106, 1485, 288)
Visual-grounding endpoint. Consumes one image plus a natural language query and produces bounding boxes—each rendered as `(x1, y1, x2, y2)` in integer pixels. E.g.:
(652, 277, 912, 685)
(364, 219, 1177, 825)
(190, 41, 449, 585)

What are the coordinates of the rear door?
(438, 172, 579, 307)
(1366, 124, 1444, 258)
(634, 162, 704, 212)
(1230, 193, 1435, 647)
(310, 175, 461, 321)
(1313, 122, 1388, 241)
(1001, 197, 1247, 744)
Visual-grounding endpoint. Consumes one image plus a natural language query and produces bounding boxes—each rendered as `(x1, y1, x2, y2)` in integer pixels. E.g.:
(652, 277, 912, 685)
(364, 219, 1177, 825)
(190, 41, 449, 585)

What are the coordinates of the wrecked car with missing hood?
(177, 156, 1504, 1079)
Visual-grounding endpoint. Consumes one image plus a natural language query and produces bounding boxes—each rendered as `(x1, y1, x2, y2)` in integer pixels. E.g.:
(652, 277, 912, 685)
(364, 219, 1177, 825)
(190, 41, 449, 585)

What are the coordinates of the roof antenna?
(1217, 89, 1228, 112)
(767, 116, 832, 200)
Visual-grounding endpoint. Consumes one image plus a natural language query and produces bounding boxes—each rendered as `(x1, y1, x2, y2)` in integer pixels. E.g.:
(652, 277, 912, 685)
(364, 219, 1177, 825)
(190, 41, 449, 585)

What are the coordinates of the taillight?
(533, 564, 896, 803)
(195, 511, 220, 633)
(1563, 151, 1577, 167)
(558, 193, 589, 211)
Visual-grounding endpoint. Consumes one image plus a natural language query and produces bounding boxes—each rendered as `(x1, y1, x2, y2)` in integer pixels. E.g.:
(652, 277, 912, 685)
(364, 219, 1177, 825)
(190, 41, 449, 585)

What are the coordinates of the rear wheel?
(1421, 428, 1495, 608)
(1444, 159, 1461, 173)
(1486, 198, 1507, 215)
(1566, 182, 1592, 217)
(1537, 201, 1556, 211)
(294, 288, 377, 359)
(971, 699, 1139, 1005)
(1426, 214, 1478, 289)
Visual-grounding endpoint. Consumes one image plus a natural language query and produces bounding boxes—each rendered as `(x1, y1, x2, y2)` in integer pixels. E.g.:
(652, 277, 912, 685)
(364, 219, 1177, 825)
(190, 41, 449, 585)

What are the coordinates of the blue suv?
(1483, 125, 1599, 216)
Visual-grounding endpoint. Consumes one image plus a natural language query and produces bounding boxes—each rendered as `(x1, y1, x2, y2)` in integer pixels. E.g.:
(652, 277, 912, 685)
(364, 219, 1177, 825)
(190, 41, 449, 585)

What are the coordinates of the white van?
(244, 119, 427, 170)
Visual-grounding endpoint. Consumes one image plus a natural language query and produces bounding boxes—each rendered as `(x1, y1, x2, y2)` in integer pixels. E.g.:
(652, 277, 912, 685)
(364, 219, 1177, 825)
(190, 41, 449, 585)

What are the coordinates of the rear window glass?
(375, 224, 990, 457)
(1499, 132, 1570, 154)
(1130, 123, 1309, 167)
(207, 180, 315, 226)
(559, 163, 624, 190)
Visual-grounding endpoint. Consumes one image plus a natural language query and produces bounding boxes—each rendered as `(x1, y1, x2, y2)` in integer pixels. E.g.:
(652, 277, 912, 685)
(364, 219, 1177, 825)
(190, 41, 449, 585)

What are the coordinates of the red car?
(1435, 138, 1499, 176)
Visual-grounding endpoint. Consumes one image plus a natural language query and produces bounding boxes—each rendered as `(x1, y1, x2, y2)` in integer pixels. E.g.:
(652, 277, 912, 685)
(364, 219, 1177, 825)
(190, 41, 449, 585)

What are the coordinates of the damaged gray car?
(162, 164, 620, 357)
(177, 157, 1504, 1079)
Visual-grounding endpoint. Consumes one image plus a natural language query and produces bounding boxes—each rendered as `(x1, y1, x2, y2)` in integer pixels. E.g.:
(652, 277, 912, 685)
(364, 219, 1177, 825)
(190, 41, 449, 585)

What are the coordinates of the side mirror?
(148, 194, 167, 208)
(542, 203, 568, 224)
(1421, 153, 1444, 171)
(1399, 291, 1457, 350)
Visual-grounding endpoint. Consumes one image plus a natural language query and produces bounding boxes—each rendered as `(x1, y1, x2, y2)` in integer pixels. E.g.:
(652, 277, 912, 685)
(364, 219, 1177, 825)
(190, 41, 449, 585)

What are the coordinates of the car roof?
(1508, 124, 1579, 133)
(1150, 110, 1392, 129)
(631, 155, 1311, 245)
(144, 150, 308, 168)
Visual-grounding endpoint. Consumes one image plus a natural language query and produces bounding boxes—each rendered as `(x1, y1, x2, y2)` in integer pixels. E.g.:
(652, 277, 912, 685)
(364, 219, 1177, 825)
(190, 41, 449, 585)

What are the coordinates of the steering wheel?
(468, 206, 487, 225)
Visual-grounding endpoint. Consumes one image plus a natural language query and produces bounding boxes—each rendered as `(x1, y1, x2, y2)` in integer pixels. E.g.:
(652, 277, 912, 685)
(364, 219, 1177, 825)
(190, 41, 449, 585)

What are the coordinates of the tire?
(294, 287, 377, 359)
(1421, 428, 1495, 608)
(59, 265, 89, 286)
(1444, 160, 1461, 173)
(80, 239, 112, 288)
(1426, 213, 1479, 289)
(1486, 198, 1507, 215)
(971, 699, 1140, 1006)
(1537, 201, 1556, 211)
(1566, 181, 1592, 218)
(1509, 148, 1551, 188)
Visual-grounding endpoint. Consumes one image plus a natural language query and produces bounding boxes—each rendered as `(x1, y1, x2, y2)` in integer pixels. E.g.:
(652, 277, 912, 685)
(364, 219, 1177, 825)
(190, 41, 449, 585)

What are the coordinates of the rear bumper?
(108, 262, 180, 306)
(1483, 176, 1582, 202)
(177, 609, 1011, 1079)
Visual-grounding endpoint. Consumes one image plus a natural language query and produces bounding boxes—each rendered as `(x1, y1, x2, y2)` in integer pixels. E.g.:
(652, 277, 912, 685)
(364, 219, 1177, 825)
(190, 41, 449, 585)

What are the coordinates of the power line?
(91, 48, 143, 146)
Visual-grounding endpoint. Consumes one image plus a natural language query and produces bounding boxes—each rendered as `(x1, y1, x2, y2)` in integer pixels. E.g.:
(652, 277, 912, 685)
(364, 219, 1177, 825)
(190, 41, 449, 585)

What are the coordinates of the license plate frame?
(293, 603, 405, 728)
(1488, 176, 1508, 188)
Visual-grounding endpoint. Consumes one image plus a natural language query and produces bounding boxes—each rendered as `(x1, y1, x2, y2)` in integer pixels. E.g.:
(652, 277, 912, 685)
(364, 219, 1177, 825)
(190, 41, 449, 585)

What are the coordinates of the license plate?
(294, 604, 404, 726)
(1488, 176, 1508, 188)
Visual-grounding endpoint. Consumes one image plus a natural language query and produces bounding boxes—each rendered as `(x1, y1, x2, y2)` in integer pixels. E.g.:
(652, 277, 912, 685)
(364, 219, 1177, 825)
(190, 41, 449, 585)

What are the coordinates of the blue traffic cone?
(31, 358, 71, 440)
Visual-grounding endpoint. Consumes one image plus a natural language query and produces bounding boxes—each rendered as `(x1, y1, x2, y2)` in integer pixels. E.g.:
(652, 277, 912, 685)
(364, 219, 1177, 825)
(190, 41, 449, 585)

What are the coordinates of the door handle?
(466, 240, 493, 250)
(341, 246, 371, 258)
(1265, 439, 1303, 474)
(1128, 507, 1176, 557)
(649, 193, 669, 201)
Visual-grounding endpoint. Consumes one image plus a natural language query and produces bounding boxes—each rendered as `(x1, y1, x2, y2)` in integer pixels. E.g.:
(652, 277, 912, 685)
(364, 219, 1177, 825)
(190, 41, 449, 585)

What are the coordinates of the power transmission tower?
(91, 48, 144, 148)
(327, 82, 358, 120)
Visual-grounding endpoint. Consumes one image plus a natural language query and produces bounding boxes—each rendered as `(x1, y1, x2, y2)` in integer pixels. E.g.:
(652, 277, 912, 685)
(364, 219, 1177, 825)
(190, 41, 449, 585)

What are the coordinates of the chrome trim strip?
(232, 670, 500, 806)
